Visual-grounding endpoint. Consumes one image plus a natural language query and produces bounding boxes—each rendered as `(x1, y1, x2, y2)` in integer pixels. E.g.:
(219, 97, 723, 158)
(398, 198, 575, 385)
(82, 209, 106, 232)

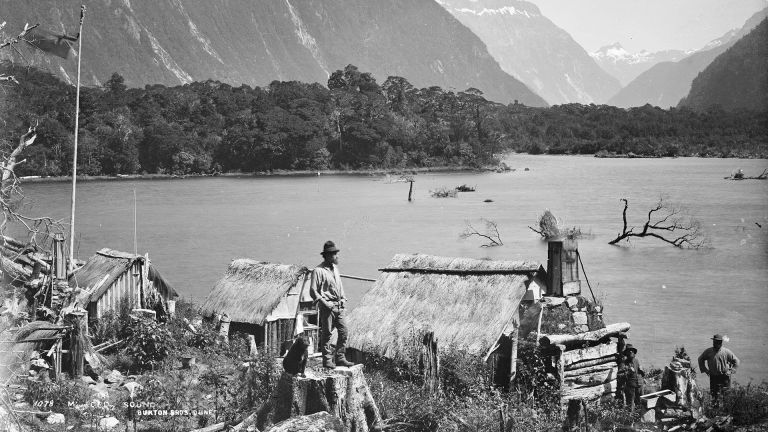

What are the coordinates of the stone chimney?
(546, 238, 581, 297)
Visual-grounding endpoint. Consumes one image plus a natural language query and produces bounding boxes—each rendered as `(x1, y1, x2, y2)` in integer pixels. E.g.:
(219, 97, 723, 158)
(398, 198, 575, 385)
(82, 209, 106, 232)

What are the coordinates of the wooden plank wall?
(95, 262, 142, 318)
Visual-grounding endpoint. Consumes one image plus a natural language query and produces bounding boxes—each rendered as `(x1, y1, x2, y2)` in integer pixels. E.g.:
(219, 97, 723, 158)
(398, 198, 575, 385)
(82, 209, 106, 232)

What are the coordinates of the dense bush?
(124, 317, 174, 371)
(3, 63, 765, 182)
(709, 381, 768, 426)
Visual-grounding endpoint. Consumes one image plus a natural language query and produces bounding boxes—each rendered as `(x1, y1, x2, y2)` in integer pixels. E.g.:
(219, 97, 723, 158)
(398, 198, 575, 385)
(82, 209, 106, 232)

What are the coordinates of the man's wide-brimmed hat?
(712, 334, 725, 341)
(624, 344, 637, 354)
(321, 240, 340, 254)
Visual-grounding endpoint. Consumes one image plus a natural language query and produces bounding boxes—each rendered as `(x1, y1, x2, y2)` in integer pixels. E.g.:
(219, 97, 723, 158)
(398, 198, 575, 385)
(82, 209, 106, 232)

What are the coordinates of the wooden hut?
(199, 259, 319, 354)
(346, 253, 545, 387)
(68, 249, 177, 319)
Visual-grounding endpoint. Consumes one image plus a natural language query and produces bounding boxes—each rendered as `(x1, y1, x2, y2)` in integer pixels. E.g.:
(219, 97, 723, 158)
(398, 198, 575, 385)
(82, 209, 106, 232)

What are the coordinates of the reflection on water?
(15, 155, 768, 383)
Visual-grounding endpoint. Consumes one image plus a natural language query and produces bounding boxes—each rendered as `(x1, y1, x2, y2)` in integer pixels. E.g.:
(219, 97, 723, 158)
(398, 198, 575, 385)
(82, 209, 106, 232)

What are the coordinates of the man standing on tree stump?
(698, 334, 739, 403)
(310, 241, 355, 369)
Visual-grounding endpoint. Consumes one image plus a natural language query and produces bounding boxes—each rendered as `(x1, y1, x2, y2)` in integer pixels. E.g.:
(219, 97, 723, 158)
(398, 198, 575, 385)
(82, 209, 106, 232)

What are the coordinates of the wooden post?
(498, 406, 506, 432)
(218, 315, 231, 343)
(167, 300, 176, 317)
(248, 334, 258, 357)
(408, 180, 414, 202)
(66, 310, 87, 378)
(509, 328, 519, 386)
(420, 332, 440, 394)
(53, 339, 62, 382)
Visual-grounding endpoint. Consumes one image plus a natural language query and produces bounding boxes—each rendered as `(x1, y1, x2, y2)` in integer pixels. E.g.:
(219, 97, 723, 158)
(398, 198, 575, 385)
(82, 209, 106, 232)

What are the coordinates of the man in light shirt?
(310, 241, 355, 369)
(698, 334, 740, 403)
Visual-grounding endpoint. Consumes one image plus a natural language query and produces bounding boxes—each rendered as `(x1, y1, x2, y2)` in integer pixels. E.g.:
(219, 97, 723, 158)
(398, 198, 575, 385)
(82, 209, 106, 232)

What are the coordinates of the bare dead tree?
(609, 197, 708, 249)
(1, 23, 62, 249)
(0, 22, 40, 84)
(460, 218, 503, 247)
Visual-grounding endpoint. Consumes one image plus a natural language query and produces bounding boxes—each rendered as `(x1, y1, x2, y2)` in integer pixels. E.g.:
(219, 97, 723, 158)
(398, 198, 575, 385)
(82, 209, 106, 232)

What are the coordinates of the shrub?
(89, 297, 134, 347)
(710, 381, 768, 426)
(440, 347, 489, 399)
(513, 340, 560, 409)
(124, 317, 173, 371)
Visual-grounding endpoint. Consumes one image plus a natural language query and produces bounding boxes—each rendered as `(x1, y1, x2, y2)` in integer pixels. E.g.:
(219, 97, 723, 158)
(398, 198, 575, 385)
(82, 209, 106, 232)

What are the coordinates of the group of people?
(305, 239, 743, 408)
(618, 334, 740, 409)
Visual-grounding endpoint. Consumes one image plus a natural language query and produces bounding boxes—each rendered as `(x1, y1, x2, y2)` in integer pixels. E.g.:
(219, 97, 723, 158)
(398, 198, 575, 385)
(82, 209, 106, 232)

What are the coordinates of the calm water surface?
(15, 155, 768, 384)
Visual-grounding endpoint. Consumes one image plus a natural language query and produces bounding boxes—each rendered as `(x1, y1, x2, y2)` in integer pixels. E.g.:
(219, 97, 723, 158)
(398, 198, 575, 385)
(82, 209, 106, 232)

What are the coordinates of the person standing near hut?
(310, 241, 355, 369)
(619, 344, 645, 410)
(698, 334, 740, 403)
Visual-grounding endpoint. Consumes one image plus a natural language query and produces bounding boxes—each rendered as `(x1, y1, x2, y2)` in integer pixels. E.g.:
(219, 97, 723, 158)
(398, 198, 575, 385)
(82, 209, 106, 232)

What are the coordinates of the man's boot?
(335, 356, 355, 367)
(322, 360, 336, 370)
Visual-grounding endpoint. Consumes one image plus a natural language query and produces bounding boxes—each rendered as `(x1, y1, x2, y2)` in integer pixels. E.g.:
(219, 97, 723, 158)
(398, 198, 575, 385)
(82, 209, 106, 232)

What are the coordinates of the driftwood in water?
(256, 364, 381, 432)
(724, 169, 768, 180)
(540, 323, 630, 348)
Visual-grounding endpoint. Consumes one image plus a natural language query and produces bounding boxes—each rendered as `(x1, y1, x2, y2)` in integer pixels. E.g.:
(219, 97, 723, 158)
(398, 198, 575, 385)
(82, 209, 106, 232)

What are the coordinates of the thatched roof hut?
(200, 259, 316, 353)
(69, 249, 177, 319)
(346, 254, 544, 360)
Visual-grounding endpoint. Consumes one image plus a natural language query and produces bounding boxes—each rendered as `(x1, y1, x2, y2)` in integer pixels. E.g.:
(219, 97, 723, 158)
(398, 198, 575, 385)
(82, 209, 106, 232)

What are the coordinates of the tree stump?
(661, 362, 703, 413)
(256, 364, 382, 432)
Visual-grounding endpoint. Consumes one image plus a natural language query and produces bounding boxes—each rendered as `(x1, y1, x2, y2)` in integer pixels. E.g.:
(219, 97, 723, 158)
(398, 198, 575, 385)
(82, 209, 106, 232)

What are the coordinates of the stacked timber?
(1, 235, 49, 284)
(540, 322, 630, 402)
(1, 235, 82, 315)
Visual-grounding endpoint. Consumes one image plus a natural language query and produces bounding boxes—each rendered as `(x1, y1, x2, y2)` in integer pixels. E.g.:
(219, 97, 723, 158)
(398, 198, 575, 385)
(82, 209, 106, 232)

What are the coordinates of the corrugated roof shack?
(68, 249, 178, 320)
(346, 254, 544, 388)
(200, 259, 319, 355)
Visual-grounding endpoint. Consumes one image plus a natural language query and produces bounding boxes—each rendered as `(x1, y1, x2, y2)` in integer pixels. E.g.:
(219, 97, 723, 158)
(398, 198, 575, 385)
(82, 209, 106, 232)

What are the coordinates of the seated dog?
(282, 334, 310, 376)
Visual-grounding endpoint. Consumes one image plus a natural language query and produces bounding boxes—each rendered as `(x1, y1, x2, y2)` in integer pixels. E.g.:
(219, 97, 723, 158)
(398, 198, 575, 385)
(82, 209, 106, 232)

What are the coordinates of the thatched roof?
(347, 254, 540, 359)
(69, 249, 177, 304)
(200, 259, 309, 325)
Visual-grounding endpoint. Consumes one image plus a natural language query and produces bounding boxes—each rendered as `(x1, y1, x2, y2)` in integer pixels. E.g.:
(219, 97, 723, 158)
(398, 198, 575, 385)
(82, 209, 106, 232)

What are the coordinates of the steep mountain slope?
(590, 43, 689, 86)
(679, 18, 768, 112)
(608, 7, 768, 108)
(436, 0, 621, 105)
(0, 0, 546, 106)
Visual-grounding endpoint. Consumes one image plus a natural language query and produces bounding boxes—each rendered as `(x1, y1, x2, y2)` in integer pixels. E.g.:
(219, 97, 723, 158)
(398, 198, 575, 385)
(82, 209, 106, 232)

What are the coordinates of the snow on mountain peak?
(452, 5, 537, 17)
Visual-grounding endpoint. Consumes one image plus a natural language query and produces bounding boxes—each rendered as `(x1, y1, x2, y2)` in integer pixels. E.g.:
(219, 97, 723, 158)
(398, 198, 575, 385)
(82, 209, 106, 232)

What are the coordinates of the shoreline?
(18, 165, 494, 184)
(17, 154, 767, 184)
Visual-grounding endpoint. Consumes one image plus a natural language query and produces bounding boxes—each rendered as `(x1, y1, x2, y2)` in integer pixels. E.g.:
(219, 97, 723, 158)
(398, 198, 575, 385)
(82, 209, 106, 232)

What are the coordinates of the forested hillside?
(679, 18, 768, 112)
(1, 63, 766, 178)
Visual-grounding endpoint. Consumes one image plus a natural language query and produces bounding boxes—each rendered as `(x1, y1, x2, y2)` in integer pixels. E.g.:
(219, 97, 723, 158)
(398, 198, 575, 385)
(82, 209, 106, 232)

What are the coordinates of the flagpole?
(68, 5, 85, 270)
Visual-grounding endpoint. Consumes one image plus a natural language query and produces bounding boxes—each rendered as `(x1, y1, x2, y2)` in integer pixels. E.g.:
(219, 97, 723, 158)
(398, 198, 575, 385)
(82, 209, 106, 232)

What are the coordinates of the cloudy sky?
(527, 0, 768, 53)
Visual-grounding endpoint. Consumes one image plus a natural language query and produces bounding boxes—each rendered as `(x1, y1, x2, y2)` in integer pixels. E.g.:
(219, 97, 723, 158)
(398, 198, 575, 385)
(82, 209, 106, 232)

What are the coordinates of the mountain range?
(0, 1, 765, 112)
(0, 0, 546, 106)
(608, 7, 768, 108)
(590, 43, 690, 87)
(679, 17, 768, 112)
(437, 0, 621, 105)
